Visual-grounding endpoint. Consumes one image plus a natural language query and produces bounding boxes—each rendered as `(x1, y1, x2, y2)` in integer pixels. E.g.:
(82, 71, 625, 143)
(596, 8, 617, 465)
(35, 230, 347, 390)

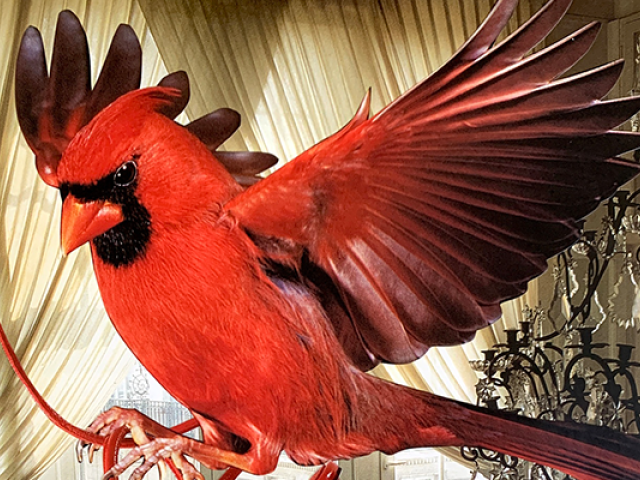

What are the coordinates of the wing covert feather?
(228, 0, 640, 370)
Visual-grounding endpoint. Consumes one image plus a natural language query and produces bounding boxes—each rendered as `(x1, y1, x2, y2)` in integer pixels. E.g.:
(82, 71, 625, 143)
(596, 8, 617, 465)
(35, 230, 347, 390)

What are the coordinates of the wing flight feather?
(228, 0, 640, 369)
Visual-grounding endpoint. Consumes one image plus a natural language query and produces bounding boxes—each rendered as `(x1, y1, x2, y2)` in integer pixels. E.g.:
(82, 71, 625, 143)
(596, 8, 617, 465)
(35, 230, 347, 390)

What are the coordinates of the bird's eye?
(114, 161, 137, 187)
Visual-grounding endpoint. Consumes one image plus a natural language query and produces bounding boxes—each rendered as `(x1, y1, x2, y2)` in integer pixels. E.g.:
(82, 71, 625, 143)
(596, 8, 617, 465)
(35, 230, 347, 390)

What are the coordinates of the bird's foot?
(76, 406, 201, 480)
(103, 436, 204, 480)
(89, 406, 163, 440)
(82, 407, 277, 478)
(77, 407, 158, 462)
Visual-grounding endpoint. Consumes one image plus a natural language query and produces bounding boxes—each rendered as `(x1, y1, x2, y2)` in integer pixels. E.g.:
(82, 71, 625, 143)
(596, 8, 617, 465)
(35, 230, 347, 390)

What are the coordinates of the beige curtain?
(0, 1, 179, 479)
(137, 0, 538, 161)
(0, 0, 548, 478)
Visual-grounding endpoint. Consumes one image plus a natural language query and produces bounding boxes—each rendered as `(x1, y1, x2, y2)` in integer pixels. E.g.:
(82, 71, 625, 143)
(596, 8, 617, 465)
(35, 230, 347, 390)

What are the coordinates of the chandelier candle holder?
(464, 188, 640, 480)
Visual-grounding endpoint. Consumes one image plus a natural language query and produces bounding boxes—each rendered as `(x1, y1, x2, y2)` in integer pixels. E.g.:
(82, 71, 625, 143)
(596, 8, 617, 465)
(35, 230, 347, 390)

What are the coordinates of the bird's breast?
(90, 223, 350, 427)
(90, 220, 376, 454)
(93, 226, 283, 387)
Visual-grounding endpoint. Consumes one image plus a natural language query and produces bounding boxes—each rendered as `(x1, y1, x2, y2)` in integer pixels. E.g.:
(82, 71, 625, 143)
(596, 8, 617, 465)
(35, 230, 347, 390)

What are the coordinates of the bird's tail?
(360, 378, 640, 480)
(451, 401, 640, 480)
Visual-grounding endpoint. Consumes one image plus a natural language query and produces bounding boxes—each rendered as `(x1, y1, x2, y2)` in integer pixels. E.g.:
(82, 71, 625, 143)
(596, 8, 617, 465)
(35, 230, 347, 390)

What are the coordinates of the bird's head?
(56, 86, 240, 267)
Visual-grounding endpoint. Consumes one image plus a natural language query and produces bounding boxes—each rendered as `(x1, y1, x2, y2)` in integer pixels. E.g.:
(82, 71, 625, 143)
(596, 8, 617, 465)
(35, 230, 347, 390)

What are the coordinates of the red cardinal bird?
(13, 0, 640, 479)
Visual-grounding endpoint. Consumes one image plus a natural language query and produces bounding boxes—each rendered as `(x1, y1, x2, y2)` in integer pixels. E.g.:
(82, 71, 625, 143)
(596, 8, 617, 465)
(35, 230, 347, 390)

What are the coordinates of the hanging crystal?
(622, 213, 640, 234)
(587, 289, 606, 332)
(607, 253, 640, 330)
(547, 263, 571, 330)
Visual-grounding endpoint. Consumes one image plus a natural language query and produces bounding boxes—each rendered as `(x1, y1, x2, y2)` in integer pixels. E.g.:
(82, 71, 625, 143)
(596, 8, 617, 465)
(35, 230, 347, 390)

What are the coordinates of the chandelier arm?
(532, 346, 563, 403)
(613, 369, 640, 431)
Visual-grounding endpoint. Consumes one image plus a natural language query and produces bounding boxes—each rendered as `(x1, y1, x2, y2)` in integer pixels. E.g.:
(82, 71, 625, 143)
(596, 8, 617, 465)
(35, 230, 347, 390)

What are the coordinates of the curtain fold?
(142, 0, 534, 157)
(0, 1, 176, 478)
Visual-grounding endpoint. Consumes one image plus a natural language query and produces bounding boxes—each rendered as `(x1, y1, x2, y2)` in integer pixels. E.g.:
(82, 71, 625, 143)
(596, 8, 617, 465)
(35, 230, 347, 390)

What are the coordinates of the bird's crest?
(93, 86, 185, 122)
(15, 10, 277, 189)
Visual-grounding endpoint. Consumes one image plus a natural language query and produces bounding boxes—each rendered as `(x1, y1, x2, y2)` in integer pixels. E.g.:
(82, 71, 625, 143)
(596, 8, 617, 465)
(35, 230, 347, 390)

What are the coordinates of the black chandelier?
(463, 188, 640, 480)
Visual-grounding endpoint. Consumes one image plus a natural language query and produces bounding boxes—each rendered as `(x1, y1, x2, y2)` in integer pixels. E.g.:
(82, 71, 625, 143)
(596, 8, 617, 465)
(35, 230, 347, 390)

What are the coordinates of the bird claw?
(76, 438, 100, 463)
(82, 407, 203, 480)
(103, 437, 204, 480)
(76, 408, 132, 465)
(76, 439, 87, 463)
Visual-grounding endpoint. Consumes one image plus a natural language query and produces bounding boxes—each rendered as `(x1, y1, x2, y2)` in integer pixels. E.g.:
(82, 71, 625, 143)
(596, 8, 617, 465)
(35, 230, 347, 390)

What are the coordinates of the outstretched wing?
(15, 11, 277, 188)
(227, 0, 640, 370)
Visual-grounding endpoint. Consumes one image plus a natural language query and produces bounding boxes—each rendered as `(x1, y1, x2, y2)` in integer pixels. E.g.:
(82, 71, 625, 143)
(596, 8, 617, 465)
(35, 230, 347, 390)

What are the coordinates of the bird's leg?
(86, 407, 278, 480)
(105, 433, 278, 480)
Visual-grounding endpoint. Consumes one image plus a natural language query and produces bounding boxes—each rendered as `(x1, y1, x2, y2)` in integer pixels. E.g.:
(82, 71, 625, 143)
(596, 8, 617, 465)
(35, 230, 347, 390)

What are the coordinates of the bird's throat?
(91, 194, 151, 267)
(92, 213, 151, 267)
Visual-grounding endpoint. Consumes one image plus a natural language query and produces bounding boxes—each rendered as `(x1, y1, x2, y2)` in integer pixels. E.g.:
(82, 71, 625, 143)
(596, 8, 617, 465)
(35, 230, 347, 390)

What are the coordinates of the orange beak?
(61, 196, 124, 255)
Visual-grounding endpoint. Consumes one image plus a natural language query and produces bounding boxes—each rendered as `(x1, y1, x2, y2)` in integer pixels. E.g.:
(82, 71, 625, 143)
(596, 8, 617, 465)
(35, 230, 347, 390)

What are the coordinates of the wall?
(617, 0, 640, 19)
